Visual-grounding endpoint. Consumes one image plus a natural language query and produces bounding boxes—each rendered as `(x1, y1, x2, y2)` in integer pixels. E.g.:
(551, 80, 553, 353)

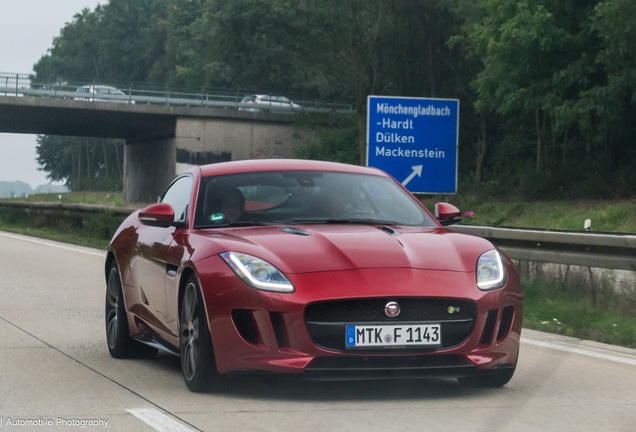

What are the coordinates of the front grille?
(305, 298, 477, 353)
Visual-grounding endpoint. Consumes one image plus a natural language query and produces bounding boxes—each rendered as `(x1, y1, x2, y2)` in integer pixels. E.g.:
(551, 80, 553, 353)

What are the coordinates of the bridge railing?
(0, 72, 354, 113)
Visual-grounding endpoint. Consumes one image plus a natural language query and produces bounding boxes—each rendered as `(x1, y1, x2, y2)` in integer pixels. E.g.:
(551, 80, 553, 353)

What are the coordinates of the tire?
(105, 261, 157, 359)
(180, 276, 217, 392)
(457, 366, 516, 388)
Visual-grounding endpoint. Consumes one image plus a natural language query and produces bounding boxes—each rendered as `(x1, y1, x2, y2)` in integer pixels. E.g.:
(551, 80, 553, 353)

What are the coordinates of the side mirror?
(434, 202, 462, 226)
(139, 203, 176, 227)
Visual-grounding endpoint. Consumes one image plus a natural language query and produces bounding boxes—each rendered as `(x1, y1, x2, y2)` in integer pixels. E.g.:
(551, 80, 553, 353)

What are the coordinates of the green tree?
(95, 0, 171, 83)
(584, 0, 636, 195)
(36, 135, 124, 191)
(29, 0, 636, 199)
(470, 1, 573, 172)
(305, 0, 464, 164)
(34, 0, 170, 83)
(33, 8, 101, 82)
(456, 0, 625, 198)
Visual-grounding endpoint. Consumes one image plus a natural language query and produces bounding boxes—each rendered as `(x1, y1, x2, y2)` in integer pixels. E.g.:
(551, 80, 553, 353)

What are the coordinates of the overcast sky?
(0, 0, 103, 188)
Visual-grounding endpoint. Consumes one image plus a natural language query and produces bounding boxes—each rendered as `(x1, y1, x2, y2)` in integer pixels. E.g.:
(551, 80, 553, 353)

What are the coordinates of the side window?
(161, 176, 193, 222)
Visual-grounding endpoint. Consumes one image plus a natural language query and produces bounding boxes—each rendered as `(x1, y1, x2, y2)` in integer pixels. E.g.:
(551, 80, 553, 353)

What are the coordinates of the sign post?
(366, 96, 459, 194)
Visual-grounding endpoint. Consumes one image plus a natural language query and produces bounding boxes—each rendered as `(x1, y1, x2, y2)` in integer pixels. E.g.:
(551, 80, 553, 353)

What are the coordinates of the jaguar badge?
(385, 301, 401, 318)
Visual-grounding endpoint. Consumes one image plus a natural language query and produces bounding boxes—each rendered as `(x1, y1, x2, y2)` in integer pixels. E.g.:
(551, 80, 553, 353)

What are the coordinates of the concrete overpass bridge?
(0, 95, 314, 202)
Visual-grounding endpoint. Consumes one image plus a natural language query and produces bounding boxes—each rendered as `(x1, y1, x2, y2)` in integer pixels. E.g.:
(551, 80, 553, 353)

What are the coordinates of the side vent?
(480, 309, 498, 346)
(231, 309, 259, 344)
(270, 312, 289, 348)
(496, 306, 515, 342)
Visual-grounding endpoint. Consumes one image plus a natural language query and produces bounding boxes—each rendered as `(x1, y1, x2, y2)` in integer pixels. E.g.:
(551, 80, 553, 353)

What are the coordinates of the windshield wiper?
(199, 219, 400, 228)
(196, 221, 271, 229)
(286, 218, 398, 226)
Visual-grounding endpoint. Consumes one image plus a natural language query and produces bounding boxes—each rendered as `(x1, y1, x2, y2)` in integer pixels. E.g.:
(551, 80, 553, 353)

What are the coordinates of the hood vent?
(280, 226, 310, 236)
(378, 226, 400, 236)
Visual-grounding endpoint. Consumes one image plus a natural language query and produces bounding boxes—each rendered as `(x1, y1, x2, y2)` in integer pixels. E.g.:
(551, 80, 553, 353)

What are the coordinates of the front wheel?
(180, 276, 217, 392)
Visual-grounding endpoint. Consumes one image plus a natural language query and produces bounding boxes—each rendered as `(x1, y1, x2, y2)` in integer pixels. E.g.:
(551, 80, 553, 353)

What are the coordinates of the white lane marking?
(0, 231, 105, 257)
(127, 408, 195, 432)
(522, 335, 636, 367)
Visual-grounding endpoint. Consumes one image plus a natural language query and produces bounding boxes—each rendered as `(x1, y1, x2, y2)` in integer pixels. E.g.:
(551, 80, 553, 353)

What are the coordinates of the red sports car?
(105, 159, 522, 392)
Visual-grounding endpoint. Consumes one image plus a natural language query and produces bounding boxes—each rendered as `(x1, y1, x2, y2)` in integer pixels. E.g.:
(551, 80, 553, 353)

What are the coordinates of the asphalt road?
(1, 231, 635, 432)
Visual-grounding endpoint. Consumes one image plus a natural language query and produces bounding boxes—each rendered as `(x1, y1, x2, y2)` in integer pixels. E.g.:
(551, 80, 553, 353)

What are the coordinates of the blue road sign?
(366, 96, 459, 194)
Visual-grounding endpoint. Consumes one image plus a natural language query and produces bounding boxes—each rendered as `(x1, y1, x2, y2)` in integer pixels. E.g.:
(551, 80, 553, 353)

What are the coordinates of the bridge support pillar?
(123, 138, 176, 203)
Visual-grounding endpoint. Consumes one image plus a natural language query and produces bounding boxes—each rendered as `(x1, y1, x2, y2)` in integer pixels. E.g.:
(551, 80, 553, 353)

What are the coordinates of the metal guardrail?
(0, 201, 136, 218)
(1, 200, 634, 271)
(450, 225, 636, 272)
(0, 72, 355, 114)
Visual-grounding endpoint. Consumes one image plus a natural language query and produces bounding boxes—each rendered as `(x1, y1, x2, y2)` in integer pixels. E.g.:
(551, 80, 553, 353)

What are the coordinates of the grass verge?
(420, 197, 636, 233)
(0, 224, 111, 250)
(522, 277, 636, 349)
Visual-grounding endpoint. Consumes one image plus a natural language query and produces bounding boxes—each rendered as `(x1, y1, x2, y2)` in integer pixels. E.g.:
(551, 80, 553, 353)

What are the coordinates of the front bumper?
(198, 264, 522, 378)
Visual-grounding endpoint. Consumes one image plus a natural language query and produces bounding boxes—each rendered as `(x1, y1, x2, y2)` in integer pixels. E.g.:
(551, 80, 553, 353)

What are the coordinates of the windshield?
(194, 170, 436, 228)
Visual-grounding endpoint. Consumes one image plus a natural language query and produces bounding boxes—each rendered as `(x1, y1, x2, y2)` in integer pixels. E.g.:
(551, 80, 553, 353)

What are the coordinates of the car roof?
(194, 159, 388, 178)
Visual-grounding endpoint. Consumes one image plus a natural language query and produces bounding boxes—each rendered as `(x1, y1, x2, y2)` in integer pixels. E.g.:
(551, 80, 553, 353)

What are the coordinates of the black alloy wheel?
(105, 261, 157, 358)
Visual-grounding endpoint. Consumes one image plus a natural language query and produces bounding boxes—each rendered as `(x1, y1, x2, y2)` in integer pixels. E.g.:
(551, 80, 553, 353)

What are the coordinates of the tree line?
(34, 0, 636, 199)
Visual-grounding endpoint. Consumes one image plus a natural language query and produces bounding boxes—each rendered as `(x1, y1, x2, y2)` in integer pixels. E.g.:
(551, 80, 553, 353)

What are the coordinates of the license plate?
(345, 324, 441, 348)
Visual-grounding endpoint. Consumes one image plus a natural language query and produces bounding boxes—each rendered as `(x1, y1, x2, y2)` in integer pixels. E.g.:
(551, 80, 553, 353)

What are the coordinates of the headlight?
(220, 252, 295, 293)
(476, 249, 506, 290)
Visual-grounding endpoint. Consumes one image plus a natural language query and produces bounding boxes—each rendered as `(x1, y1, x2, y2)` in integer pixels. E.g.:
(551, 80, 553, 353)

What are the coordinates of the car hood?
(197, 225, 494, 274)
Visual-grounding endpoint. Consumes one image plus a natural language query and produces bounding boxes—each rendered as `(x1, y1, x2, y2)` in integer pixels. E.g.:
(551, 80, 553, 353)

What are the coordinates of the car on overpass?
(239, 94, 301, 112)
(74, 84, 134, 103)
(104, 159, 523, 392)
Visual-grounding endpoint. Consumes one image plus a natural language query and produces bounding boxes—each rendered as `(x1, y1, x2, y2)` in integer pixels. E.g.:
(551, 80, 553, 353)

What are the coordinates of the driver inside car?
(209, 187, 245, 223)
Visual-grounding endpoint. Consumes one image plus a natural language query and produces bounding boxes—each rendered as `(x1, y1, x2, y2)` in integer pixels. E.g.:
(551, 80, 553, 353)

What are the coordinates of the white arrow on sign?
(402, 165, 423, 187)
